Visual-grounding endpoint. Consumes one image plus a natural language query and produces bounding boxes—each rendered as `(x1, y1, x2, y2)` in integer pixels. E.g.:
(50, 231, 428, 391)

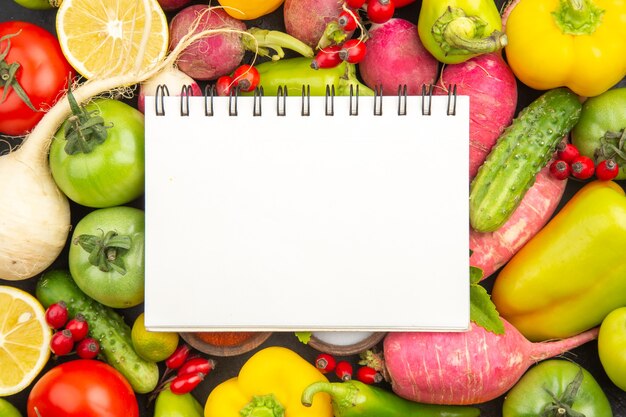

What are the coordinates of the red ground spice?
(193, 331, 255, 347)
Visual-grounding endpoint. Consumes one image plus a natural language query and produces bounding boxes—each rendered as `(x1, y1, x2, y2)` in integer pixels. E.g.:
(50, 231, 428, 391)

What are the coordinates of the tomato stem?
(0, 31, 38, 112)
(73, 230, 131, 274)
(62, 87, 111, 155)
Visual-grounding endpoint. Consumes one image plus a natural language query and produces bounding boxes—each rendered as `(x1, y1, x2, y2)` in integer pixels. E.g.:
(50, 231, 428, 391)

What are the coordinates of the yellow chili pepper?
(217, 0, 285, 20)
(504, 0, 626, 97)
(204, 346, 333, 417)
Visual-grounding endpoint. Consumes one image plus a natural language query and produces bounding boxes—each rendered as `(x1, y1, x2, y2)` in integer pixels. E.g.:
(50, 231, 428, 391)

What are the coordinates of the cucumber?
(469, 88, 582, 232)
(36, 269, 159, 394)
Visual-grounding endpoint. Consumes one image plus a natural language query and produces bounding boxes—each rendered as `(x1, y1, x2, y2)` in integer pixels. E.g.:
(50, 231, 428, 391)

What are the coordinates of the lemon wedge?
(0, 286, 51, 396)
(56, 0, 169, 79)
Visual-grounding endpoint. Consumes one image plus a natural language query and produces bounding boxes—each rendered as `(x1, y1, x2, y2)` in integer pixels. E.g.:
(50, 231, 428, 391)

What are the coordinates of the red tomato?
(26, 360, 139, 417)
(0, 21, 74, 136)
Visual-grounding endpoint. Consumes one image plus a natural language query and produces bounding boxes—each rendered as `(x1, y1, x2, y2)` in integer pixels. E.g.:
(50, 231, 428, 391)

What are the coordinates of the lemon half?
(56, 0, 169, 79)
(0, 286, 51, 396)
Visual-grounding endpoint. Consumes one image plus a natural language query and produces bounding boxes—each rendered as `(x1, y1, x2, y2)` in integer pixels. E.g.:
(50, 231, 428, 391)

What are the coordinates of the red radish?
(170, 6, 313, 80)
(284, 0, 345, 48)
(156, 0, 192, 12)
(379, 320, 599, 405)
(436, 53, 518, 179)
(470, 163, 567, 279)
(138, 65, 201, 113)
(358, 18, 438, 95)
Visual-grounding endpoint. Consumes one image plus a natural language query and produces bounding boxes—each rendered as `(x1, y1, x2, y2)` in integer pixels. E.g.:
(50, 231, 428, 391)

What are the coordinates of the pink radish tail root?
(528, 327, 599, 362)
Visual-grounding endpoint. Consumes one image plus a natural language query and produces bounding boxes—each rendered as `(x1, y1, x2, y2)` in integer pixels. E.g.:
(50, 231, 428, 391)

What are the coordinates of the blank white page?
(143, 93, 469, 332)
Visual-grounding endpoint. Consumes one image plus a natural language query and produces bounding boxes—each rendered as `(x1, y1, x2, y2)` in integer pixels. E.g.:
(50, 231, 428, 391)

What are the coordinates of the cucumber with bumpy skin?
(36, 269, 159, 394)
(469, 88, 581, 232)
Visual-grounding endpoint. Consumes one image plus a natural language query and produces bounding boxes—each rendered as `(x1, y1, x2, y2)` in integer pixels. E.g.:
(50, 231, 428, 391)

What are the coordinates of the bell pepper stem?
(240, 394, 286, 417)
(243, 28, 314, 61)
(432, 7, 507, 58)
(553, 0, 604, 35)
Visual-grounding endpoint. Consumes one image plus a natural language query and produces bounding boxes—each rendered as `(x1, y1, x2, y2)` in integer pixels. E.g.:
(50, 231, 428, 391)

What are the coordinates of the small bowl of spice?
(180, 331, 272, 357)
(308, 331, 386, 356)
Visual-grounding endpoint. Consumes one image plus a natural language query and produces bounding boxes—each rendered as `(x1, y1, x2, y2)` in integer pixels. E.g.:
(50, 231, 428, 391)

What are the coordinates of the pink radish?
(170, 5, 313, 80)
(358, 18, 438, 95)
(137, 66, 201, 113)
(284, 0, 345, 48)
(470, 163, 567, 279)
(436, 53, 518, 179)
(378, 320, 598, 405)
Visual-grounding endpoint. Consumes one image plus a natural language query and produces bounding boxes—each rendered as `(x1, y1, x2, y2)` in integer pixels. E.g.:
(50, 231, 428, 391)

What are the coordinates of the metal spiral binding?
(421, 84, 433, 116)
(154, 84, 169, 116)
(180, 85, 192, 116)
(158, 82, 458, 117)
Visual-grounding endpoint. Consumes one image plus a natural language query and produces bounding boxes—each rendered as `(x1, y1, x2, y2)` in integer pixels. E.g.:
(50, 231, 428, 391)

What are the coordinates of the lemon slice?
(56, 0, 169, 79)
(0, 286, 51, 396)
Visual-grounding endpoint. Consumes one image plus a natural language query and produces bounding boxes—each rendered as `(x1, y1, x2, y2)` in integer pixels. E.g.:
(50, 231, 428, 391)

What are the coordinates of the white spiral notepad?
(143, 87, 470, 332)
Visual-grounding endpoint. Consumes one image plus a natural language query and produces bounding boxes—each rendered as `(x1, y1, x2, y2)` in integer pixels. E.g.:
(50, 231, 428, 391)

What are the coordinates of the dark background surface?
(2, 0, 626, 416)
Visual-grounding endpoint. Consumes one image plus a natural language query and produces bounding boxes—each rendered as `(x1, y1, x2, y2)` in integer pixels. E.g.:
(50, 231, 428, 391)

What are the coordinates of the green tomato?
(599, 306, 626, 392)
(0, 399, 23, 417)
(69, 206, 145, 309)
(50, 98, 145, 208)
(571, 87, 626, 180)
(502, 359, 613, 417)
(154, 387, 204, 417)
(12, 0, 55, 10)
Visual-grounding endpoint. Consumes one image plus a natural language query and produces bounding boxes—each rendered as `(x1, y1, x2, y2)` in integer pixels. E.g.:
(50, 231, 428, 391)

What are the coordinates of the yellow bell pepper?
(504, 0, 626, 97)
(204, 346, 333, 417)
(491, 180, 626, 342)
(217, 0, 285, 20)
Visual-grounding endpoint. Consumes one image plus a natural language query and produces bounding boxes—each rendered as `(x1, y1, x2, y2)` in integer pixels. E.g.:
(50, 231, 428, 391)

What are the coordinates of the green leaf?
(470, 265, 483, 285)
(294, 332, 311, 344)
(470, 281, 505, 335)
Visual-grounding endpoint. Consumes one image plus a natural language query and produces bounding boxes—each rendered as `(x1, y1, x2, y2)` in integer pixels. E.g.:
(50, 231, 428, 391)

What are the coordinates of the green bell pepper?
(251, 57, 374, 96)
(417, 0, 507, 64)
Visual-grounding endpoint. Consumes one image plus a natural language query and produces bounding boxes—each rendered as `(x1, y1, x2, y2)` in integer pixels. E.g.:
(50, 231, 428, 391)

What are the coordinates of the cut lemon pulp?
(56, 0, 169, 79)
(0, 286, 51, 396)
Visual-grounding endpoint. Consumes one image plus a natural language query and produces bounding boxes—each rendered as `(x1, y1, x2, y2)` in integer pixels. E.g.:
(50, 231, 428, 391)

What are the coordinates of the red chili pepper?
(165, 344, 191, 370)
(315, 353, 337, 374)
(335, 361, 353, 381)
(169, 372, 205, 395)
(177, 357, 215, 377)
(356, 366, 383, 384)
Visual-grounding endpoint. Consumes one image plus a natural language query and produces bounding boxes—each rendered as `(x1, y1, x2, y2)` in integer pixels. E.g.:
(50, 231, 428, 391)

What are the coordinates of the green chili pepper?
(417, 0, 507, 64)
(250, 57, 374, 96)
(301, 380, 481, 417)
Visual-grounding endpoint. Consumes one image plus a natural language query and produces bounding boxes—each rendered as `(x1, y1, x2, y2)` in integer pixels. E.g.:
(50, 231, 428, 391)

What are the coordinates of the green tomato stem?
(74, 230, 131, 274)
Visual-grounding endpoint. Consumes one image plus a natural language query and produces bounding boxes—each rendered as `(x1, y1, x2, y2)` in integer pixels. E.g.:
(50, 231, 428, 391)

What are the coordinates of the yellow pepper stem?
(552, 0, 604, 35)
(240, 394, 286, 417)
(432, 6, 507, 57)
